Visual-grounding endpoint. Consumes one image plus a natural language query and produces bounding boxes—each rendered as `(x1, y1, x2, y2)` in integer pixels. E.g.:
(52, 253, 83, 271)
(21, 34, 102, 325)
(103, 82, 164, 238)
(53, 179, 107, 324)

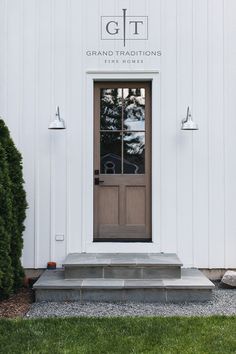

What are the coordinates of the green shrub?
(0, 143, 14, 298)
(0, 119, 27, 292)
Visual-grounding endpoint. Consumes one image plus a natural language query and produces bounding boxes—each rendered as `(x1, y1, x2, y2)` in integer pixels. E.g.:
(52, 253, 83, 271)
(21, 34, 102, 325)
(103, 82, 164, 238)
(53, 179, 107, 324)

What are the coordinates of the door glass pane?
(100, 132, 122, 174)
(100, 88, 122, 130)
(123, 132, 145, 174)
(123, 88, 145, 131)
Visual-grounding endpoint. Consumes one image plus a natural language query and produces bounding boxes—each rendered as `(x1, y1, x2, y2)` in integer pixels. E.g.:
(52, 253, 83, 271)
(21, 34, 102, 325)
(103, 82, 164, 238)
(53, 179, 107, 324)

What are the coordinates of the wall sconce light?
(48, 106, 66, 130)
(181, 107, 198, 131)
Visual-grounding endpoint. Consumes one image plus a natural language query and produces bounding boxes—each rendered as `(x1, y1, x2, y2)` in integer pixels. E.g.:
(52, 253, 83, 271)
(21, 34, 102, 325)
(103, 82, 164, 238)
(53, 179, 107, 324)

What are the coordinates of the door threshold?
(93, 238, 152, 243)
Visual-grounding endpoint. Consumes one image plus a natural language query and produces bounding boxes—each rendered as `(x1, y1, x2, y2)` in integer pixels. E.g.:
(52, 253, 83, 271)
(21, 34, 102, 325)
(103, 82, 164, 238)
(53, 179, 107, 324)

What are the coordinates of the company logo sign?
(101, 9, 148, 47)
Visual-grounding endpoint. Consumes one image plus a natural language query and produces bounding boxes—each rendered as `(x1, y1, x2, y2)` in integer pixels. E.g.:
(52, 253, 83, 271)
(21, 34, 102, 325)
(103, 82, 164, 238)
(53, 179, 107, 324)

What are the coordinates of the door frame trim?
(82, 71, 160, 253)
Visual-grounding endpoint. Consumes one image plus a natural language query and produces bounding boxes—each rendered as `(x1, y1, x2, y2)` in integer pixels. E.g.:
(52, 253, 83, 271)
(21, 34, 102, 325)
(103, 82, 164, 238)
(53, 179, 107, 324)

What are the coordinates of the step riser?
(65, 266, 181, 280)
(35, 288, 212, 303)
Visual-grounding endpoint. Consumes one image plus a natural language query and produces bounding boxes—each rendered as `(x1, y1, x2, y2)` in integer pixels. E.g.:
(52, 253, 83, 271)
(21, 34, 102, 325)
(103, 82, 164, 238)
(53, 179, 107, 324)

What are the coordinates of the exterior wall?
(0, 0, 236, 268)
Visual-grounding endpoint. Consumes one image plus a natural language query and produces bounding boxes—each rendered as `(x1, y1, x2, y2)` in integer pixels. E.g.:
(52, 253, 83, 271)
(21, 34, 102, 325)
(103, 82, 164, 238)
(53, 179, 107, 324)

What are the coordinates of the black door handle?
(94, 177, 104, 185)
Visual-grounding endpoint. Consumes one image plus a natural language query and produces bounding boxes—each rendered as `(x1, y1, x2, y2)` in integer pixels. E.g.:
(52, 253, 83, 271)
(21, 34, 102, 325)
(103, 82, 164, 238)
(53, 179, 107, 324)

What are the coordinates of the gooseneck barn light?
(181, 107, 198, 131)
(48, 106, 66, 130)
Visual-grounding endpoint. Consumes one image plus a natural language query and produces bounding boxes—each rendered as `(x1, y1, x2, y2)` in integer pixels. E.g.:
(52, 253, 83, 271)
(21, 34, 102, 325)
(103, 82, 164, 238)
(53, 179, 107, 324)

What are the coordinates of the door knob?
(94, 177, 104, 185)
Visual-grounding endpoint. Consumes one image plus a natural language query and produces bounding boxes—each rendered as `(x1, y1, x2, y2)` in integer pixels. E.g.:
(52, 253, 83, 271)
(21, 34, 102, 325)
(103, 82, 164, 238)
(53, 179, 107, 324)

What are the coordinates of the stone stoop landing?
(63, 253, 182, 280)
(33, 253, 215, 303)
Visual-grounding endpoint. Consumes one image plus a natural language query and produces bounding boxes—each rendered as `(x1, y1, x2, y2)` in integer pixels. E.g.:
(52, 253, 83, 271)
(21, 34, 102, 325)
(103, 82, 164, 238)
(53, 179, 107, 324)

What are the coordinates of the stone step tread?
(34, 268, 214, 290)
(63, 253, 183, 267)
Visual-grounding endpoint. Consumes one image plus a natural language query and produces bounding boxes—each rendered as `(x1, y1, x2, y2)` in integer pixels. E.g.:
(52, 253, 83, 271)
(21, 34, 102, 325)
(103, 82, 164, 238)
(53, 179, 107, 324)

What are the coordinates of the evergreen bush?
(0, 119, 27, 292)
(0, 142, 14, 298)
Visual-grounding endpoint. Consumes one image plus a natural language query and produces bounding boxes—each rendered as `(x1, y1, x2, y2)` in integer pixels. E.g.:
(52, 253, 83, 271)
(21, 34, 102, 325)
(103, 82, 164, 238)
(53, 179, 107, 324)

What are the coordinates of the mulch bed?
(0, 288, 34, 318)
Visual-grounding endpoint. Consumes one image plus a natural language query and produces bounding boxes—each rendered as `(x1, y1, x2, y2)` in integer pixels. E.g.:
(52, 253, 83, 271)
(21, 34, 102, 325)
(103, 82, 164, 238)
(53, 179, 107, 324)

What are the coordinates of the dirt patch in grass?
(0, 288, 34, 318)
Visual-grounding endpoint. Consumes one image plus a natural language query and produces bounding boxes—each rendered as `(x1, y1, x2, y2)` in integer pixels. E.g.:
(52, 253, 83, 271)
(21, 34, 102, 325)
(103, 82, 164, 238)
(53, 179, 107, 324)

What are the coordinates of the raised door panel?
(98, 186, 119, 225)
(126, 186, 146, 225)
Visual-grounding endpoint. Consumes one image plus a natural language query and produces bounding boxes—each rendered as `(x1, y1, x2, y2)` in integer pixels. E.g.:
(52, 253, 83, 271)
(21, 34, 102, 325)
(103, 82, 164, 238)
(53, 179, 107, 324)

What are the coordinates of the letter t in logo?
(129, 21, 144, 35)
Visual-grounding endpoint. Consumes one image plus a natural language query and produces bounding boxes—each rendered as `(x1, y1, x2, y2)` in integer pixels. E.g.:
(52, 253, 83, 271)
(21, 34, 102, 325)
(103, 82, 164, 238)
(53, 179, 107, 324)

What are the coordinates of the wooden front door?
(94, 82, 151, 241)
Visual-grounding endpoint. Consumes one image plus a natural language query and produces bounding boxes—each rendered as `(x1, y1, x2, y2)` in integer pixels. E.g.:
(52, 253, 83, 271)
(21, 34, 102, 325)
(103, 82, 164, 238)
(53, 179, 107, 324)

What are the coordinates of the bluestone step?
(33, 268, 214, 303)
(63, 253, 182, 280)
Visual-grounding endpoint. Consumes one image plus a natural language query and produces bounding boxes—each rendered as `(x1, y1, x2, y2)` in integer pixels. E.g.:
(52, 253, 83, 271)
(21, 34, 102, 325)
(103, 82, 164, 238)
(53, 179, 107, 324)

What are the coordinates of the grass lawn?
(0, 316, 235, 354)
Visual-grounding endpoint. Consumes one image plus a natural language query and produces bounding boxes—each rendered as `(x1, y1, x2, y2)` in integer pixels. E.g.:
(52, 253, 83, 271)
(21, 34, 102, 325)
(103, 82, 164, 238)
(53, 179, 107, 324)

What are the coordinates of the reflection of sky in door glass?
(123, 88, 145, 131)
(123, 132, 145, 174)
(100, 89, 122, 130)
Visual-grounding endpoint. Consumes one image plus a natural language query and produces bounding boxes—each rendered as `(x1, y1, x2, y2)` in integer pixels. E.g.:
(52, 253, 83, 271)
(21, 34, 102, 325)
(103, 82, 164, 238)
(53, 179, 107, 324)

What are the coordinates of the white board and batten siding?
(0, 0, 236, 268)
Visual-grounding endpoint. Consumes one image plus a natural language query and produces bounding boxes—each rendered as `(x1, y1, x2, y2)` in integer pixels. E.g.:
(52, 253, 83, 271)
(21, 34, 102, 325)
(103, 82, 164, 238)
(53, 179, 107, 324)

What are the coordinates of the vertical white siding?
(224, 0, 236, 268)
(21, 0, 36, 267)
(176, 0, 193, 266)
(208, 0, 225, 268)
(192, 0, 209, 268)
(160, 0, 177, 253)
(51, 0, 67, 264)
(5, 0, 21, 145)
(66, 0, 83, 253)
(0, 0, 236, 268)
(36, 0, 51, 267)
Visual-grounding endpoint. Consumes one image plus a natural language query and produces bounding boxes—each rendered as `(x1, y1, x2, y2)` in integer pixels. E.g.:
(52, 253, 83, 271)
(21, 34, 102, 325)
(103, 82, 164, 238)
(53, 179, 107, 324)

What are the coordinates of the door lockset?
(94, 177, 104, 185)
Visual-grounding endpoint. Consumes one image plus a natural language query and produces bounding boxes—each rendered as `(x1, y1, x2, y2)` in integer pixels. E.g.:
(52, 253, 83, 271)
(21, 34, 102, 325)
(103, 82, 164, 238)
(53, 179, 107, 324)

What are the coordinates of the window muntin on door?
(100, 88, 146, 175)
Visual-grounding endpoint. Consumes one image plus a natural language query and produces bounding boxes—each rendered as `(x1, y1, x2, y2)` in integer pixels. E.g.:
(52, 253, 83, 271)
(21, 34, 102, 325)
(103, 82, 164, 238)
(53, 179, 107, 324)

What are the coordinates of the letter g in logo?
(106, 21, 119, 35)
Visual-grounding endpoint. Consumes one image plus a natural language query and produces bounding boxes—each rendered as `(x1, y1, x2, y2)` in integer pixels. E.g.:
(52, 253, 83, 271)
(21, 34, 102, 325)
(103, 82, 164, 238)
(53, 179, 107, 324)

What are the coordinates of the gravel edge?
(26, 289, 236, 318)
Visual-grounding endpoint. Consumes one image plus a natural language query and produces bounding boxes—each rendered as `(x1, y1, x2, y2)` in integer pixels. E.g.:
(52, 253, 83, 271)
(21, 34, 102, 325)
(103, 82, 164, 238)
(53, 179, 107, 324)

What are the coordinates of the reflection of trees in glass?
(124, 88, 145, 131)
(123, 89, 145, 173)
(100, 88, 145, 174)
(100, 89, 122, 130)
(124, 133, 145, 174)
